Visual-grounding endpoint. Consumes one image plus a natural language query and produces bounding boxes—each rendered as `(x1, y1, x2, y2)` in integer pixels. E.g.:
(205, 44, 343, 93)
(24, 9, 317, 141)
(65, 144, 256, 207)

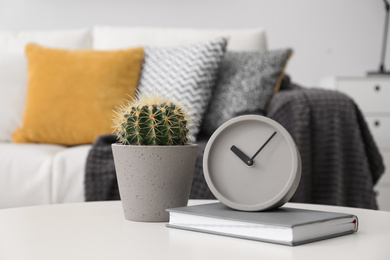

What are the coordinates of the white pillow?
(92, 26, 267, 52)
(0, 28, 91, 53)
(0, 29, 91, 142)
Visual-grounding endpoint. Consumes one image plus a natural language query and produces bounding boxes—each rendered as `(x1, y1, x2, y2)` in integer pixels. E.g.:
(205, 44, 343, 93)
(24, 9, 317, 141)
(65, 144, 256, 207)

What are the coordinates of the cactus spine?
(114, 94, 190, 145)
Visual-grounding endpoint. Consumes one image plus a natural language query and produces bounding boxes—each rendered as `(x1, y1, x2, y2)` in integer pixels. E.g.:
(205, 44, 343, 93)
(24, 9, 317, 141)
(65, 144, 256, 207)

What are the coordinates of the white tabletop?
(0, 200, 389, 260)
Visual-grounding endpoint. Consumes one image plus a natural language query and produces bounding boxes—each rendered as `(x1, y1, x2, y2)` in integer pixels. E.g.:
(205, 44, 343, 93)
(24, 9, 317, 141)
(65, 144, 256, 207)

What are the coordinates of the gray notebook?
(166, 203, 358, 246)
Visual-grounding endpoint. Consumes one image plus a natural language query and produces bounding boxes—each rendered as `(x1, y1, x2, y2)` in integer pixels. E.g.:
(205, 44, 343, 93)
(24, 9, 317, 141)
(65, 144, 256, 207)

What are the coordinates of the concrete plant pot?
(112, 143, 198, 222)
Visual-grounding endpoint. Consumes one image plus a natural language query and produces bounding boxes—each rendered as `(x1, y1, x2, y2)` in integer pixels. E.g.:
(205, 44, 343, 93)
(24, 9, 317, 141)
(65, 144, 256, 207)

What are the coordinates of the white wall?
(0, 0, 387, 87)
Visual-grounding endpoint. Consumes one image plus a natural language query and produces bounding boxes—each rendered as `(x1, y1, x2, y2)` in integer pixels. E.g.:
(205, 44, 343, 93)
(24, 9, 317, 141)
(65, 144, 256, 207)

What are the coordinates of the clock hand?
(251, 131, 277, 160)
(230, 145, 253, 166)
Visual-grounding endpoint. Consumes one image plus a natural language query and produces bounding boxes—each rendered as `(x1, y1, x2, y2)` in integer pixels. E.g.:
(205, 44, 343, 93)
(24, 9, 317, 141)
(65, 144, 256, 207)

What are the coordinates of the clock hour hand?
(251, 131, 277, 160)
(230, 145, 253, 166)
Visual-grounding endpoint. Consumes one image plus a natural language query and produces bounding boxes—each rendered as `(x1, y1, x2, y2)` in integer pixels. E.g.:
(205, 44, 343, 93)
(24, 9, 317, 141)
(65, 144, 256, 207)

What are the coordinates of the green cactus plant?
(114, 93, 191, 145)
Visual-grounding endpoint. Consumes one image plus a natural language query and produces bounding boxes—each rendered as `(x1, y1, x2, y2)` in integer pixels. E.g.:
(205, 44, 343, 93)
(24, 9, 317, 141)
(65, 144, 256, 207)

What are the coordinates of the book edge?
(166, 223, 357, 246)
(167, 203, 358, 228)
(166, 223, 293, 246)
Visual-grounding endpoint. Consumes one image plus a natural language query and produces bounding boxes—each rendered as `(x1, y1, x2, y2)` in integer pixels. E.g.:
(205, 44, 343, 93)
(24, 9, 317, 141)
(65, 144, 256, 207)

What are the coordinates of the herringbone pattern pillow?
(137, 37, 228, 141)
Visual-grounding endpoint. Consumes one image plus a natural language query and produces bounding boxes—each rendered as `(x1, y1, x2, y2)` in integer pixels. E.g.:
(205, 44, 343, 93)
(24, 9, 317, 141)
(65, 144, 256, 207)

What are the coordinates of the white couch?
(0, 27, 267, 208)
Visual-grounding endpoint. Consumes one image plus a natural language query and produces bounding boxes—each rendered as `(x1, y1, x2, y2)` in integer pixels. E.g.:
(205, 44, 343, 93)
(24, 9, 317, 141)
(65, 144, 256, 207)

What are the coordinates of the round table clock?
(203, 115, 301, 211)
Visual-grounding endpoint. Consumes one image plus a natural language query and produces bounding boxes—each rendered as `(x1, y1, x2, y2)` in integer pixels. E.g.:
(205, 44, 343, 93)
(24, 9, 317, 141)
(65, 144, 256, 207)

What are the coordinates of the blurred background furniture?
(0, 1, 386, 210)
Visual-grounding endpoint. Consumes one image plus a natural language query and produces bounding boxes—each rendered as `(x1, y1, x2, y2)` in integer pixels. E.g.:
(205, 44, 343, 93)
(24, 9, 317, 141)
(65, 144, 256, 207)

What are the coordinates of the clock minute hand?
(251, 131, 277, 160)
(230, 145, 253, 166)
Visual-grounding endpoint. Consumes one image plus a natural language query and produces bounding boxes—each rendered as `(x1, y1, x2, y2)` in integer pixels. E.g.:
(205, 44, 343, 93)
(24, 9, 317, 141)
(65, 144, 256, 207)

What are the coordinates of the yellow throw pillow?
(13, 43, 144, 145)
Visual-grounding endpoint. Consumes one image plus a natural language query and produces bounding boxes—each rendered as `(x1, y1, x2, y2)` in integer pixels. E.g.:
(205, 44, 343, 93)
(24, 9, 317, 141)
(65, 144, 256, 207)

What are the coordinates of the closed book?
(166, 203, 358, 246)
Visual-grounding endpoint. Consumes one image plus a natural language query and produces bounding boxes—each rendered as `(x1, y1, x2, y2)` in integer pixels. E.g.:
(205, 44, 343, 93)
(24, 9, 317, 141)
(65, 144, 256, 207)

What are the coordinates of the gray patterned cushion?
(201, 49, 293, 136)
(137, 37, 228, 141)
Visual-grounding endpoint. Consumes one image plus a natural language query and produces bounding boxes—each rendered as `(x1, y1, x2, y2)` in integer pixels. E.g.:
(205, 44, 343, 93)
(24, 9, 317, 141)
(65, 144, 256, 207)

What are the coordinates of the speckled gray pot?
(112, 143, 198, 222)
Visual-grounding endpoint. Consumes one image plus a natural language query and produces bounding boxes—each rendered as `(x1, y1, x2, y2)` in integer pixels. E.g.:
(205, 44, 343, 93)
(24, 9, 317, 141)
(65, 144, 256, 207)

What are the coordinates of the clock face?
(203, 115, 301, 211)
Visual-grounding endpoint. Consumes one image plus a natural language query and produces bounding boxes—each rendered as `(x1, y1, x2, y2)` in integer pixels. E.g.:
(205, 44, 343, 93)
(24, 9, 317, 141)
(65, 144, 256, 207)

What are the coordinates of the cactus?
(114, 93, 191, 145)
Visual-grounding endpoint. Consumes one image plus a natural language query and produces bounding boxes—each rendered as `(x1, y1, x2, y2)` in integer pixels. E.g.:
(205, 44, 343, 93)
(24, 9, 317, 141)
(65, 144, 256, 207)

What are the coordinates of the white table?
(0, 200, 389, 260)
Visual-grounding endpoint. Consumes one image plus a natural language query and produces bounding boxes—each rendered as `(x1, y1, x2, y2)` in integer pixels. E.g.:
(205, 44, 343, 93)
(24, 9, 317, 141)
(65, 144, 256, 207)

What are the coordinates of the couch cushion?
(52, 145, 92, 204)
(0, 143, 66, 208)
(0, 143, 90, 208)
(92, 26, 267, 52)
(137, 37, 227, 140)
(201, 49, 293, 136)
(0, 29, 91, 142)
(12, 44, 144, 145)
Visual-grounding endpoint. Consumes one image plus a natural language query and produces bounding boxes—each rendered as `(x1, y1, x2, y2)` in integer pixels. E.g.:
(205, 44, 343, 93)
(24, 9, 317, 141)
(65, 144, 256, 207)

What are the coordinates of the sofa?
(0, 27, 384, 210)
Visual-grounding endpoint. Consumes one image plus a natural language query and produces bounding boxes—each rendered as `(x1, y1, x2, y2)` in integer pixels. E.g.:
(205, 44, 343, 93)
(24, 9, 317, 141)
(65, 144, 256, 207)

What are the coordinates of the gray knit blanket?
(267, 85, 384, 209)
(85, 85, 384, 209)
